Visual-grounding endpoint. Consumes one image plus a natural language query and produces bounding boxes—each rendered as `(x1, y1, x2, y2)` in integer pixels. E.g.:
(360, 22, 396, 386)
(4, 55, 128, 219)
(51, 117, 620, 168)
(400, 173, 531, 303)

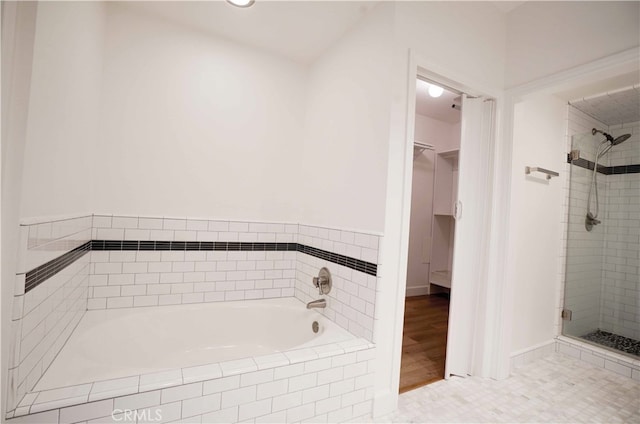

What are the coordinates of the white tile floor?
(375, 353, 640, 423)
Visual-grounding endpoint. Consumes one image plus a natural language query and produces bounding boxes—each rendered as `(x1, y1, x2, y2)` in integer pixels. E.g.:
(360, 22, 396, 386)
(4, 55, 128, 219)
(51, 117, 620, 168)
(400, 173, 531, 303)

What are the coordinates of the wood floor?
(399, 294, 450, 393)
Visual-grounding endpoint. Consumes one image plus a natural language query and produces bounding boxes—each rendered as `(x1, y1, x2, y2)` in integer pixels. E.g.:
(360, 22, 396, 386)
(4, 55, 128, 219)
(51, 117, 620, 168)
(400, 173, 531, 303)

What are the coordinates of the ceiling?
(415, 79, 461, 124)
(119, 1, 526, 65)
(558, 71, 640, 126)
(570, 85, 640, 126)
(120, 1, 380, 64)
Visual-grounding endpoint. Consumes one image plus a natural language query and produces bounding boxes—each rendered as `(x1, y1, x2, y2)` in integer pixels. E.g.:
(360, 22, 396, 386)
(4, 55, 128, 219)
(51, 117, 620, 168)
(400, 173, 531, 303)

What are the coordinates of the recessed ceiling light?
(428, 84, 444, 98)
(227, 0, 255, 8)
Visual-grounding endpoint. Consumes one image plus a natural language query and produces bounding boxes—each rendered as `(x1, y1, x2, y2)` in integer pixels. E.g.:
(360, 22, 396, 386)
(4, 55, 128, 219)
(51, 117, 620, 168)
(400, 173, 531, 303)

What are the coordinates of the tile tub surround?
(87, 216, 378, 312)
(8, 340, 376, 424)
(295, 225, 380, 342)
(7, 216, 92, 415)
(7, 214, 381, 420)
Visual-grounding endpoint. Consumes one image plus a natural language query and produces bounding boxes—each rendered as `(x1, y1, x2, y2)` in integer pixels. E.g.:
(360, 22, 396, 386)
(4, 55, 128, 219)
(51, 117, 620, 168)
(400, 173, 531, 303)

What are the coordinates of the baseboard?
(510, 339, 556, 372)
(405, 286, 430, 297)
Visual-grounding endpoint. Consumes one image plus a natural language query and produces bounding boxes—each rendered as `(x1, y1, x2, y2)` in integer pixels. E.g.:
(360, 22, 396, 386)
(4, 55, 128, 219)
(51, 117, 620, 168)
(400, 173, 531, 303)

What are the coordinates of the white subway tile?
(202, 376, 240, 395)
(285, 348, 318, 364)
(138, 218, 163, 230)
(302, 385, 330, 404)
(185, 219, 208, 231)
(106, 296, 133, 309)
(136, 251, 161, 262)
(96, 229, 124, 240)
(59, 399, 114, 424)
(289, 373, 318, 392)
(149, 230, 174, 241)
(133, 295, 158, 307)
(220, 358, 258, 377)
(140, 370, 183, 392)
(90, 376, 139, 402)
(256, 379, 288, 401)
(181, 393, 221, 418)
(221, 386, 257, 409)
(329, 378, 354, 397)
(238, 398, 272, 421)
(114, 391, 161, 411)
(124, 229, 150, 241)
(255, 410, 286, 424)
(271, 391, 302, 413)
(93, 216, 113, 229)
(141, 401, 181, 424)
(253, 353, 289, 370)
(201, 406, 239, 423)
(327, 405, 352, 423)
(604, 359, 632, 377)
(163, 218, 186, 231)
(183, 363, 223, 385)
(286, 403, 315, 422)
(314, 394, 341, 415)
(35, 384, 92, 405)
(112, 216, 138, 229)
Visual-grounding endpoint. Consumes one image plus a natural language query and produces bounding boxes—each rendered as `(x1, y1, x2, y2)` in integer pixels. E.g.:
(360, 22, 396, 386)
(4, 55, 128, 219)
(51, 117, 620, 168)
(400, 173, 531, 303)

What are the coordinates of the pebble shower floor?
(376, 353, 639, 423)
(582, 330, 640, 357)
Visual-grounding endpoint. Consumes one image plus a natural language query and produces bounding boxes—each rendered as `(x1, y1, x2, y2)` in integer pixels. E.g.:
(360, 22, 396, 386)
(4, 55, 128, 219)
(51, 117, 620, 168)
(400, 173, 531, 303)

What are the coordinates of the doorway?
(399, 78, 461, 392)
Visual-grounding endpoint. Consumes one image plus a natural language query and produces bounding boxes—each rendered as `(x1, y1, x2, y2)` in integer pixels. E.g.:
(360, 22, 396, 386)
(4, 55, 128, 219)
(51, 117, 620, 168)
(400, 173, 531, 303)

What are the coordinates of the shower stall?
(563, 98, 640, 357)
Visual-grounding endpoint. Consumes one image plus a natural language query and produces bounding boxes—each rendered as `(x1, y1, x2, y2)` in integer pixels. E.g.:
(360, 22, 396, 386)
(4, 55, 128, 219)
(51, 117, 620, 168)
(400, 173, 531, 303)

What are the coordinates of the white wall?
(299, 2, 394, 233)
(505, 1, 640, 87)
(95, 4, 307, 222)
(395, 1, 507, 94)
(19, 1, 105, 219)
(508, 94, 567, 353)
(1, 2, 38, 417)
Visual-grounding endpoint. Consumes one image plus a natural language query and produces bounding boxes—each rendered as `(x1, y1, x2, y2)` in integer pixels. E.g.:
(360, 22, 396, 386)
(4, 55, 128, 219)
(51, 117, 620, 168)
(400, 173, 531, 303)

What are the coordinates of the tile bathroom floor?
(376, 352, 640, 423)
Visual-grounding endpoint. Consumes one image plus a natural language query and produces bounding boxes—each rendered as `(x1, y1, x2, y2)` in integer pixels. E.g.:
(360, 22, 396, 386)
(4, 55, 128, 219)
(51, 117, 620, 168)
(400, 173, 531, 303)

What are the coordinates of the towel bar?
(525, 166, 559, 180)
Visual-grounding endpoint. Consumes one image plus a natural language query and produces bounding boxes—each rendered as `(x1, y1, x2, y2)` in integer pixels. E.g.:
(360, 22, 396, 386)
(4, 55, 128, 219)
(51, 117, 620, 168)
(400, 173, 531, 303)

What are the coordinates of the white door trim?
(373, 48, 503, 416)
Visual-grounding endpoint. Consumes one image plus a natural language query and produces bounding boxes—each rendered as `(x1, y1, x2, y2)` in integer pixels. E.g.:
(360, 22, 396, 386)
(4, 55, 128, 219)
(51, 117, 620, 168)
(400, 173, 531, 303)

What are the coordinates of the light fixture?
(428, 84, 444, 98)
(227, 0, 255, 8)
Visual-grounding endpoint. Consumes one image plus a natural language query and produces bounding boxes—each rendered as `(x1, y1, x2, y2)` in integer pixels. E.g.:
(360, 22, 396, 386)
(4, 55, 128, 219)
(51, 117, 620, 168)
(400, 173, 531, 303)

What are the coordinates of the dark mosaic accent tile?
(571, 158, 640, 175)
(581, 330, 640, 357)
(25, 241, 91, 293)
(627, 164, 640, 174)
(26, 238, 379, 293)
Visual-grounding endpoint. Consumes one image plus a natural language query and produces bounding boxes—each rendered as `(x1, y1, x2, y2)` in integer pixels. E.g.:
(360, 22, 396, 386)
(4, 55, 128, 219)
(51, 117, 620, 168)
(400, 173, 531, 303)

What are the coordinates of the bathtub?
(34, 297, 354, 392)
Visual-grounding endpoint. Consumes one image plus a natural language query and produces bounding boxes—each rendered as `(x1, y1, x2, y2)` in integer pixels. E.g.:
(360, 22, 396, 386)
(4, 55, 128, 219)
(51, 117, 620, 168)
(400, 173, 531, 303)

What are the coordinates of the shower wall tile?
(601, 123, 640, 340)
(295, 225, 380, 342)
(87, 216, 298, 309)
(7, 215, 92, 416)
(562, 113, 639, 345)
(86, 217, 381, 344)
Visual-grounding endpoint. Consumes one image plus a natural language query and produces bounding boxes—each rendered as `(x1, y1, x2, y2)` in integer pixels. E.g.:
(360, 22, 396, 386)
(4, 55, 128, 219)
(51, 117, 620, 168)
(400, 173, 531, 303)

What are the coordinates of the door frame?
(373, 48, 505, 417)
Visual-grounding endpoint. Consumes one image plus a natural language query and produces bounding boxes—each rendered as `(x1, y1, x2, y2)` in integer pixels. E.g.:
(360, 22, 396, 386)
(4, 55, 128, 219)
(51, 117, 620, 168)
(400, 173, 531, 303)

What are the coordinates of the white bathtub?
(34, 297, 353, 391)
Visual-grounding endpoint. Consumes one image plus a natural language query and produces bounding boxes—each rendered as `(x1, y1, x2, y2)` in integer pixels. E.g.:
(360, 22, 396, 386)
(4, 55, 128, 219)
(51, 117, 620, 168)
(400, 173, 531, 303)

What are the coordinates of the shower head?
(592, 128, 631, 146)
(612, 133, 631, 145)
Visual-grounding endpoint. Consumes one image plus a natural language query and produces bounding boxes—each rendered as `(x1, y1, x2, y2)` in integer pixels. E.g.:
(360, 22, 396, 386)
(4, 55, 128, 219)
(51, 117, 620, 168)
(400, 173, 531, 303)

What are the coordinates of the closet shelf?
(438, 148, 460, 158)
